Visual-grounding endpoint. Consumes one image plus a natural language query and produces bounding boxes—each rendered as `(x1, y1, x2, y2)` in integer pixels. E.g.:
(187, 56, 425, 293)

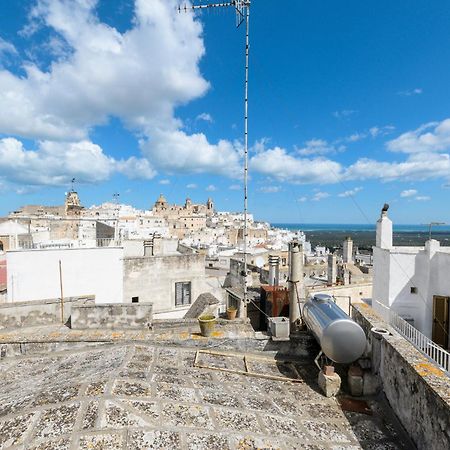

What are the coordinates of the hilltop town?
(0, 191, 373, 320)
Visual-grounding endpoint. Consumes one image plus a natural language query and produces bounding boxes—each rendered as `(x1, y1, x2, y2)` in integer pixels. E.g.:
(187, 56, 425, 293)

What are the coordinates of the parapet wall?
(352, 303, 450, 450)
(0, 296, 93, 330)
(71, 303, 153, 330)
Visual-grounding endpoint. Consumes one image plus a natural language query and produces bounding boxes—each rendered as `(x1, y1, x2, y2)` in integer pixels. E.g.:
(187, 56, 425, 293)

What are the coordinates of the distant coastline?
(271, 223, 450, 232)
(271, 223, 450, 249)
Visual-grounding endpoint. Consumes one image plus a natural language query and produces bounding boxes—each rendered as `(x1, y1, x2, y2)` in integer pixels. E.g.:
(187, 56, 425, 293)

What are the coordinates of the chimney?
(376, 207, 393, 249)
(327, 253, 337, 285)
(343, 237, 353, 263)
(289, 241, 304, 330)
(143, 239, 153, 256)
(268, 255, 280, 286)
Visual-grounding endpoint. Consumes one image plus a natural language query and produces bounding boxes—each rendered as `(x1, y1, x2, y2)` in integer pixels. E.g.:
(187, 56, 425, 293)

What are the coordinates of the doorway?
(432, 296, 449, 349)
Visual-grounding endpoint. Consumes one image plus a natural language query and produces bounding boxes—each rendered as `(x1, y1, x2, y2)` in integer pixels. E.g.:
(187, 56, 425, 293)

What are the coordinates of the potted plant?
(198, 314, 216, 337)
(226, 306, 237, 320)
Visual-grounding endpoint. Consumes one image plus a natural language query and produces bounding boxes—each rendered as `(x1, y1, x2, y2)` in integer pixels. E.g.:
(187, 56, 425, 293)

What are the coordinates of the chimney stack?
(343, 237, 353, 263)
(268, 255, 280, 286)
(289, 241, 304, 330)
(327, 253, 337, 285)
(376, 205, 393, 249)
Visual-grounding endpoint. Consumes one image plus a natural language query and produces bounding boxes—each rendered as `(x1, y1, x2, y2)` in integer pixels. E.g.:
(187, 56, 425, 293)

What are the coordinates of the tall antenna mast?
(179, 0, 251, 317)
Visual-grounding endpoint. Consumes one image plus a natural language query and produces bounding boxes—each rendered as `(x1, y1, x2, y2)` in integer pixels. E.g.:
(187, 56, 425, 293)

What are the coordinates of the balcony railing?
(374, 300, 449, 374)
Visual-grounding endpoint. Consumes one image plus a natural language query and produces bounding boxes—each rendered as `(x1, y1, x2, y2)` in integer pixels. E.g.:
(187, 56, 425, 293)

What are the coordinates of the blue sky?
(1, 0, 450, 224)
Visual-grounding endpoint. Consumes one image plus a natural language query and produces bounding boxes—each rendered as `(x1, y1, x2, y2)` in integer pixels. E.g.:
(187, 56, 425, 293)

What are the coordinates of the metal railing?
(375, 300, 450, 373)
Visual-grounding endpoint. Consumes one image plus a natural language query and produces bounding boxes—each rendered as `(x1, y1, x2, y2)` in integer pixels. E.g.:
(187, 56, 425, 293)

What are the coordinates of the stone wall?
(71, 303, 153, 330)
(0, 296, 93, 330)
(123, 254, 206, 314)
(352, 303, 450, 450)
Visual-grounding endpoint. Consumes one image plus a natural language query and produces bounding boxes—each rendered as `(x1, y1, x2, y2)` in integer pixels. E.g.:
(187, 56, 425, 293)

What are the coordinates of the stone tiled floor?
(0, 344, 413, 449)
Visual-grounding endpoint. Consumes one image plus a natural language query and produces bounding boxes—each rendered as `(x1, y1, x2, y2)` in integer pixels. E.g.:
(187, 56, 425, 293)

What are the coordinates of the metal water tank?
(303, 294, 367, 364)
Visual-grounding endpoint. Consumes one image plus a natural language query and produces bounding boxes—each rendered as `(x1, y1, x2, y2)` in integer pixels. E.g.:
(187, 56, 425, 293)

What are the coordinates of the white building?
(373, 208, 450, 349)
(5, 239, 224, 318)
(7, 247, 123, 303)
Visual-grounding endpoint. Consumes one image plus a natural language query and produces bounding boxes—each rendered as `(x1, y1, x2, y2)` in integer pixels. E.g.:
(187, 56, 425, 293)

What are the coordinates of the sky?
(0, 0, 450, 224)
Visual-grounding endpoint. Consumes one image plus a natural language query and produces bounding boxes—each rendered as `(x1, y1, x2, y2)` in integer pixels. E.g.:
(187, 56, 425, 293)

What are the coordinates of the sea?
(270, 223, 450, 248)
(271, 223, 450, 233)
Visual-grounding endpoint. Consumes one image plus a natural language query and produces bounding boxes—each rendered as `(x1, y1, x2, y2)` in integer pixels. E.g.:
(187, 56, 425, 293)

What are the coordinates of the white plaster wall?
(372, 247, 390, 309)
(387, 251, 420, 315)
(427, 251, 450, 340)
(373, 243, 450, 339)
(7, 248, 123, 303)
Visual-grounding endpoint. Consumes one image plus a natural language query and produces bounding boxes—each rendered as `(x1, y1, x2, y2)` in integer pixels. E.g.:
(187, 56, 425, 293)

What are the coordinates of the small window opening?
(132, 296, 139, 303)
(410, 287, 418, 294)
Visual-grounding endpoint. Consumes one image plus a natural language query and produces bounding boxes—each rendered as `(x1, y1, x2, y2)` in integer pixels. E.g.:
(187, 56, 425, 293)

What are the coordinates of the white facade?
(373, 213, 450, 343)
(7, 247, 124, 303)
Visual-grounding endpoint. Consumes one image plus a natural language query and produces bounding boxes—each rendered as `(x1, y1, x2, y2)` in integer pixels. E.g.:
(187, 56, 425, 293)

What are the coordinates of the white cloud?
(196, 112, 213, 123)
(398, 88, 423, 96)
(229, 184, 241, 190)
(415, 196, 430, 201)
(0, 137, 115, 185)
(298, 196, 308, 202)
(250, 147, 342, 184)
(116, 156, 156, 180)
(258, 186, 281, 193)
(140, 129, 241, 177)
(400, 189, 417, 198)
(0, 0, 244, 184)
(186, 183, 197, 189)
(344, 152, 450, 182)
(296, 139, 343, 156)
(206, 184, 216, 192)
(345, 126, 395, 143)
(159, 179, 171, 185)
(312, 192, 330, 201)
(0, 37, 18, 56)
(347, 133, 365, 143)
(333, 110, 356, 119)
(338, 187, 363, 198)
(369, 125, 395, 138)
(387, 119, 450, 153)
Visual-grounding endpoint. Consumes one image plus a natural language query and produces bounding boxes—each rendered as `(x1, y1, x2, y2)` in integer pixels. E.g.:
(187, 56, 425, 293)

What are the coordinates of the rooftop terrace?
(0, 342, 411, 450)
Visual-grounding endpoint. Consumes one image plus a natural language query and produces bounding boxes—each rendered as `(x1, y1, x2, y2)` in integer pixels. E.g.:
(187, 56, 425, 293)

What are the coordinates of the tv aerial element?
(178, 0, 251, 314)
(427, 222, 446, 241)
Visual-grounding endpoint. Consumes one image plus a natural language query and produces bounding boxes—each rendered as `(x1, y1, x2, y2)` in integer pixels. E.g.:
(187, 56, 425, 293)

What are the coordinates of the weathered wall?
(0, 296, 93, 330)
(7, 247, 123, 303)
(123, 254, 206, 314)
(71, 303, 153, 329)
(352, 303, 450, 450)
(0, 256, 6, 286)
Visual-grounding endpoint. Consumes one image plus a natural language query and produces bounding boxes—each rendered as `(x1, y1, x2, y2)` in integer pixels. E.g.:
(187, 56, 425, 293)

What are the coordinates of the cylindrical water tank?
(303, 294, 367, 364)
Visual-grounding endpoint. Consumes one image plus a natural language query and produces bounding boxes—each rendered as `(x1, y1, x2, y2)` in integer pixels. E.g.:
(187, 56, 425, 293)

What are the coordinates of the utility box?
(269, 316, 290, 341)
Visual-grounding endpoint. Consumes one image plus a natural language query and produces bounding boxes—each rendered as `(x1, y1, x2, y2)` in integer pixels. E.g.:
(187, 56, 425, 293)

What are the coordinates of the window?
(175, 282, 191, 306)
(132, 296, 139, 303)
(411, 287, 418, 294)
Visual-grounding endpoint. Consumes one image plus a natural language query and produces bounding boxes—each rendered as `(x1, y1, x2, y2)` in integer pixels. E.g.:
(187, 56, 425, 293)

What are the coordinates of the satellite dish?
(255, 256, 265, 268)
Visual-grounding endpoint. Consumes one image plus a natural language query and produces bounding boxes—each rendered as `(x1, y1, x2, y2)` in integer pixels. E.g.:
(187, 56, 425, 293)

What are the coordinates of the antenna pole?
(179, 0, 251, 317)
(242, 4, 250, 315)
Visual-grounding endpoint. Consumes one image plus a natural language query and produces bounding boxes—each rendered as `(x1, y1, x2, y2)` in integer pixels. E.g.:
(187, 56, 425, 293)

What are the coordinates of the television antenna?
(70, 178, 76, 192)
(178, 0, 251, 316)
(426, 222, 446, 241)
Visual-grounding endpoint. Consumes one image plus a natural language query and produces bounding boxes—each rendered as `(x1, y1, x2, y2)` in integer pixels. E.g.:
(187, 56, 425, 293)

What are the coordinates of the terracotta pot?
(198, 315, 216, 337)
(226, 308, 237, 320)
